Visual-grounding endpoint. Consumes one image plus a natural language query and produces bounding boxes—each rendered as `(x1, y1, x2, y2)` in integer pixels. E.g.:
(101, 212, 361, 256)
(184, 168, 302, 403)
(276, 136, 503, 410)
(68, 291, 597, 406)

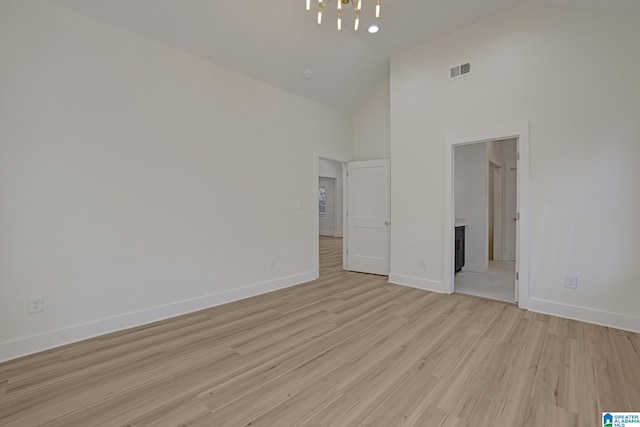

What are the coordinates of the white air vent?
(450, 61, 472, 80)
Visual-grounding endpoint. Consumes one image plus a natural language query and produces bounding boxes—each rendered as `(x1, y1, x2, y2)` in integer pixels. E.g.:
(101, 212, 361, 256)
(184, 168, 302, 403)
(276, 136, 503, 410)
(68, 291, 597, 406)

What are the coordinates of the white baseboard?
(389, 274, 639, 333)
(388, 274, 447, 293)
(0, 271, 316, 363)
(461, 263, 489, 273)
(333, 232, 343, 238)
(527, 297, 640, 333)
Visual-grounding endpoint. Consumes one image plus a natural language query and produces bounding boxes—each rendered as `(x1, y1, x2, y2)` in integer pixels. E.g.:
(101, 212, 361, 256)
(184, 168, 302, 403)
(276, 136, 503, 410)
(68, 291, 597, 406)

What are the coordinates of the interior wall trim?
(0, 271, 316, 363)
(388, 274, 446, 293)
(527, 297, 640, 333)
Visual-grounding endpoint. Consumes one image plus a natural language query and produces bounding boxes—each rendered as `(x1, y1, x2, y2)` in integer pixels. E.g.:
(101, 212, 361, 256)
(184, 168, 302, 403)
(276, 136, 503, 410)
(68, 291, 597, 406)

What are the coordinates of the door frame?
(312, 148, 350, 279)
(444, 121, 530, 309)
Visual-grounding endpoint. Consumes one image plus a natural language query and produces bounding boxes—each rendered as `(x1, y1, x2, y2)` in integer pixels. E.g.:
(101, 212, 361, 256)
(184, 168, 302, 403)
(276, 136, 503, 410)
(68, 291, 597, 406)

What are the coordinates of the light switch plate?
(28, 296, 43, 313)
(565, 276, 578, 289)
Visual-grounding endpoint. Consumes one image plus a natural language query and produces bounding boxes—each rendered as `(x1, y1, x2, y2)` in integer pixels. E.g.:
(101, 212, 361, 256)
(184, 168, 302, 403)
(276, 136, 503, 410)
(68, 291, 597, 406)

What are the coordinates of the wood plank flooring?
(1, 236, 638, 426)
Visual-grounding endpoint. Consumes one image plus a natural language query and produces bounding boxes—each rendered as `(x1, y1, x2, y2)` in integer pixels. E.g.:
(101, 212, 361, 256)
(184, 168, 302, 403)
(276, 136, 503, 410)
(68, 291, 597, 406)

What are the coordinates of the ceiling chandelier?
(306, 0, 381, 31)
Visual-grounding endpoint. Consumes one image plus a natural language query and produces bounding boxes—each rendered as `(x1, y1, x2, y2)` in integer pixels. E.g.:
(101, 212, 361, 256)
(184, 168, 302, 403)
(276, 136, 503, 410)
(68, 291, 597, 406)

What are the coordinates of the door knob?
(384, 221, 390, 225)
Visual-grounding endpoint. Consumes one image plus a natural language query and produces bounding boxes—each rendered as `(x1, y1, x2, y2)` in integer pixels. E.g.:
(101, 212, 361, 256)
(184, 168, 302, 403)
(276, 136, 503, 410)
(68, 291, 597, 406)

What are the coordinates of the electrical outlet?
(565, 275, 578, 289)
(268, 258, 276, 269)
(28, 296, 43, 313)
(420, 258, 427, 268)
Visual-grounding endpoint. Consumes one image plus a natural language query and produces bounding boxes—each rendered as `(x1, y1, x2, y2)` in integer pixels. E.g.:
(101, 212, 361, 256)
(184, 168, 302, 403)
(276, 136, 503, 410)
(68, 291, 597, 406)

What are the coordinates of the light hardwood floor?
(1, 236, 638, 426)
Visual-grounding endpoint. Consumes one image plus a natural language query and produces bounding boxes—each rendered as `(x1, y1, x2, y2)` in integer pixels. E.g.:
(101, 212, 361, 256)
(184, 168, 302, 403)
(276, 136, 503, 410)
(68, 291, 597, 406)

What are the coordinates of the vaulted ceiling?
(49, 0, 640, 114)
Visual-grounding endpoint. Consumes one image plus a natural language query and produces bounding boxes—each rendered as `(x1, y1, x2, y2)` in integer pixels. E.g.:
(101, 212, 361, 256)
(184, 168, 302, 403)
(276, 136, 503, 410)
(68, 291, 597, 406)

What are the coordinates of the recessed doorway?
(313, 153, 391, 280)
(444, 120, 530, 308)
(453, 138, 517, 303)
(318, 158, 345, 278)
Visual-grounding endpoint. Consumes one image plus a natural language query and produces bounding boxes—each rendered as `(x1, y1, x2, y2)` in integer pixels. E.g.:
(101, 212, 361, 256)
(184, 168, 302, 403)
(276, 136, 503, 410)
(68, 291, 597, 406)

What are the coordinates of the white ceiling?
(49, 0, 640, 114)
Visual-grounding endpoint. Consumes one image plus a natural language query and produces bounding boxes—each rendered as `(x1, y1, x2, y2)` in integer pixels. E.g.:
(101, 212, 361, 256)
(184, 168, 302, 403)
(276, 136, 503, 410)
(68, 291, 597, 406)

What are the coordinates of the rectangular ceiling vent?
(450, 61, 472, 80)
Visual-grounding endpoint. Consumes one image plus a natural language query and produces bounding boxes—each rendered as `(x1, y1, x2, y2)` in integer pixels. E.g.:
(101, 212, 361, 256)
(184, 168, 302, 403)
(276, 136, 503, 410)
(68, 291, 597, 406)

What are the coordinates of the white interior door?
(504, 159, 518, 302)
(347, 159, 390, 275)
(514, 149, 520, 303)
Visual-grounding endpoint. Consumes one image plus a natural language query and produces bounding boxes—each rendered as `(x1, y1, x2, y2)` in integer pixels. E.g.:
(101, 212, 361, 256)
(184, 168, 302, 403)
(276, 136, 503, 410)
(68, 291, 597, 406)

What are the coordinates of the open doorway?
(453, 138, 518, 303)
(317, 158, 346, 278)
(313, 154, 391, 280)
(319, 177, 337, 237)
(444, 121, 530, 308)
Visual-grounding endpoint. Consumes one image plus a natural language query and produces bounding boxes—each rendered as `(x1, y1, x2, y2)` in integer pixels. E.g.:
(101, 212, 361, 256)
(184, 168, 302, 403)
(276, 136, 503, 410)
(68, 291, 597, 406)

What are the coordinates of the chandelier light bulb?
(306, 0, 380, 32)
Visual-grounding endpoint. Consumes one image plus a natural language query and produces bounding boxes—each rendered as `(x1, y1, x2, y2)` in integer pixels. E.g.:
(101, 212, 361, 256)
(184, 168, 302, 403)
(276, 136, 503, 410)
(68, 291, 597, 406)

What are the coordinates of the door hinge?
(517, 152, 520, 161)
(346, 210, 348, 216)
(516, 272, 519, 280)
(516, 212, 520, 220)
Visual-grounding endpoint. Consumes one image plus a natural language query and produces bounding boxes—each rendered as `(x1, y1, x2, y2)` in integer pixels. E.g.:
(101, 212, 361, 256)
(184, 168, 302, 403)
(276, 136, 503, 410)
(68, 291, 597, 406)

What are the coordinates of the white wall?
(454, 143, 488, 273)
(354, 80, 391, 161)
(390, 4, 640, 330)
(0, 0, 353, 360)
(319, 159, 343, 237)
